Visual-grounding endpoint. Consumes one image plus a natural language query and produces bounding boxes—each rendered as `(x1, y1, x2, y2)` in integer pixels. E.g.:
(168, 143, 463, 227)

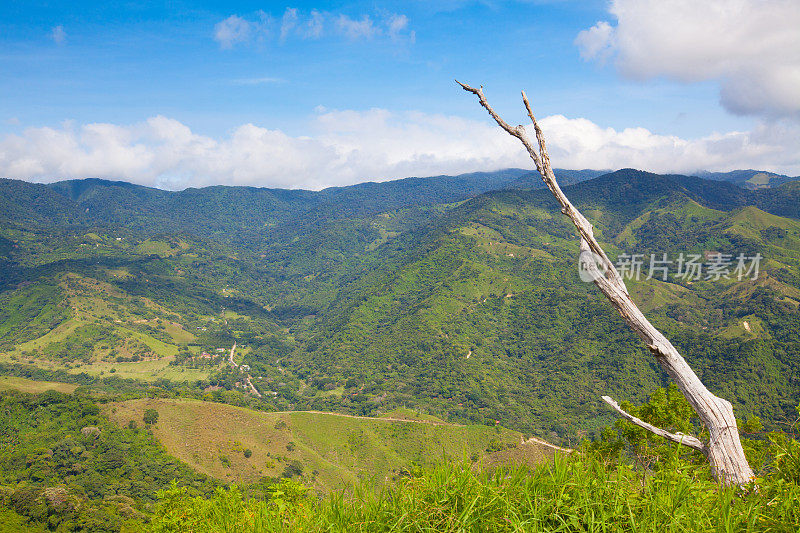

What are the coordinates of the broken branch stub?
(457, 80, 754, 486)
(601, 396, 705, 452)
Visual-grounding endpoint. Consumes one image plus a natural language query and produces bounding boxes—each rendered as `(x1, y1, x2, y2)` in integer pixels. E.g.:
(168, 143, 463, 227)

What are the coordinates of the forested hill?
(499, 169, 800, 220)
(0, 168, 799, 443)
(290, 169, 800, 438)
(0, 169, 529, 233)
(2, 168, 797, 235)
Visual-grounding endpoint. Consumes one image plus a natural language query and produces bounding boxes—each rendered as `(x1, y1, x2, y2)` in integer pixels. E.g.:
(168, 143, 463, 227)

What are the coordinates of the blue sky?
(1, 1, 798, 189)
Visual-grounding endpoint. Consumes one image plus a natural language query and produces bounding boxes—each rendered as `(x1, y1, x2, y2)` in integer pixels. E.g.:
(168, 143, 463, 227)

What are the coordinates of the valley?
(4, 2, 799, 528)
(1, 169, 799, 440)
(1, 167, 799, 529)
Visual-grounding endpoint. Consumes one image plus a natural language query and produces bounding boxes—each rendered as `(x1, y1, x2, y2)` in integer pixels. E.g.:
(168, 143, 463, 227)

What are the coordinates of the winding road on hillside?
(228, 342, 237, 367)
(228, 342, 263, 398)
(226, 343, 569, 452)
(245, 376, 262, 398)
(520, 436, 573, 453)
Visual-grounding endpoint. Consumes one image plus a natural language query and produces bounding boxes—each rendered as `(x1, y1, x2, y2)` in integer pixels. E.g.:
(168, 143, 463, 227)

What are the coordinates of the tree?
(457, 81, 754, 486)
(143, 409, 159, 426)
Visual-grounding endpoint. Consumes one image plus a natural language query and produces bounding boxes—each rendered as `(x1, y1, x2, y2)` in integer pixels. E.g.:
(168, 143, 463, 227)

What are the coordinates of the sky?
(1, 0, 798, 190)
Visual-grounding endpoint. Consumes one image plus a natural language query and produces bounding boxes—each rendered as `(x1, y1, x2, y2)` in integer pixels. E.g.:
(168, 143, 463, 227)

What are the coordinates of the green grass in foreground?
(149, 452, 800, 532)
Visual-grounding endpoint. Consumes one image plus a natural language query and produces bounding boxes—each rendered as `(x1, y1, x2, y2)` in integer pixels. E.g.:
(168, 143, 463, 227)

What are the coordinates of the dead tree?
(457, 81, 754, 487)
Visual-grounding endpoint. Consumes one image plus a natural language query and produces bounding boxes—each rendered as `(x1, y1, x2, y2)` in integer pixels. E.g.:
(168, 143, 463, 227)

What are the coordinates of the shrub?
(282, 461, 303, 479)
(143, 409, 159, 425)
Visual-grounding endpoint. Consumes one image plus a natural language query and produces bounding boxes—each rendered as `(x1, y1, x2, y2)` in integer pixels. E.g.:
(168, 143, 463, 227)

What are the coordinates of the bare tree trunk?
(457, 81, 755, 486)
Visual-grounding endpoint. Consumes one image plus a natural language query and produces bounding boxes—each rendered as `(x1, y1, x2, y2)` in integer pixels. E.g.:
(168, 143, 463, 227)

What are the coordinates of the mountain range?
(1, 167, 799, 443)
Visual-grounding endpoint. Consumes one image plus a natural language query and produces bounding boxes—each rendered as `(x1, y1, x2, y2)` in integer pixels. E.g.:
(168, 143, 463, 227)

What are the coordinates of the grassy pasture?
(104, 399, 554, 492)
(69, 355, 213, 382)
(0, 270, 207, 381)
(0, 376, 78, 394)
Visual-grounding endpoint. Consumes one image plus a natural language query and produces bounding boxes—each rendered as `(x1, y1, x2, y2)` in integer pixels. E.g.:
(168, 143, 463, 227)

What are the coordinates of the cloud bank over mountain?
(2, 108, 797, 190)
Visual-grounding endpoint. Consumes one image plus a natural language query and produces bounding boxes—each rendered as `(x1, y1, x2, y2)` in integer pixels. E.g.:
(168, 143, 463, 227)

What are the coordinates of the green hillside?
(0, 386, 555, 530)
(6, 385, 797, 532)
(1, 169, 800, 531)
(290, 171, 800, 439)
(103, 398, 552, 492)
(0, 169, 799, 446)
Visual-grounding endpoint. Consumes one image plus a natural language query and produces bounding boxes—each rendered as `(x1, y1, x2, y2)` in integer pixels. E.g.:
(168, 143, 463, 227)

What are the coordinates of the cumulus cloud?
(574, 21, 613, 62)
(575, 0, 800, 118)
(214, 15, 252, 49)
(1, 110, 798, 190)
(214, 8, 413, 48)
(537, 115, 799, 175)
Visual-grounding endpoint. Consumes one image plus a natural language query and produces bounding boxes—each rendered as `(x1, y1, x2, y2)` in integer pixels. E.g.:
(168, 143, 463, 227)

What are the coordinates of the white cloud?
(574, 21, 613, 62)
(536, 115, 800, 176)
(280, 8, 299, 43)
(335, 14, 377, 40)
(51, 25, 66, 45)
(388, 14, 408, 34)
(213, 9, 413, 48)
(575, 0, 800, 118)
(214, 15, 252, 49)
(305, 10, 324, 39)
(1, 110, 798, 190)
(387, 14, 413, 43)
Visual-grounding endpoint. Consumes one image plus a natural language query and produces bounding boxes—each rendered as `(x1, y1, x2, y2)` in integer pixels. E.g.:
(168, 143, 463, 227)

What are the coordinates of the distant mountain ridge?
(696, 169, 799, 190)
(1, 167, 797, 232)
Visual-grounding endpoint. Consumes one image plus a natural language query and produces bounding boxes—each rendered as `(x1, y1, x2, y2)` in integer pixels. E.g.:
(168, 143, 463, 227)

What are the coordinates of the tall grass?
(149, 450, 800, 532)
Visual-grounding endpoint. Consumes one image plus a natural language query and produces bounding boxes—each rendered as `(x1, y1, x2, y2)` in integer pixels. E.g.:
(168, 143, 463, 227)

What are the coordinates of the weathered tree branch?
(457, 80, 755, 486)
(601, 396, 705, 452)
